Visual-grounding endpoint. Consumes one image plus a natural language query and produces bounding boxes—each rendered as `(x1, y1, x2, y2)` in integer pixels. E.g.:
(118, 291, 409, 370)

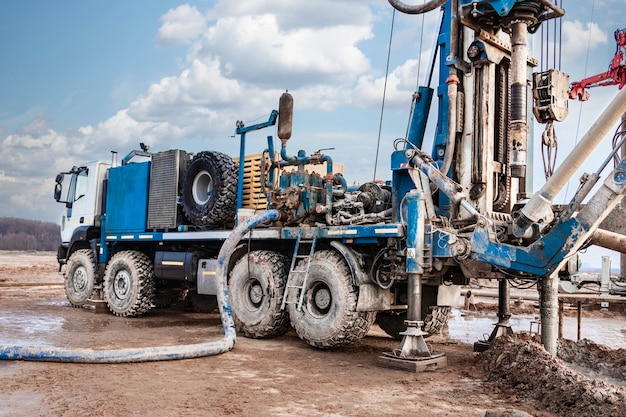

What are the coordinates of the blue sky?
(1, 0, 625, 267)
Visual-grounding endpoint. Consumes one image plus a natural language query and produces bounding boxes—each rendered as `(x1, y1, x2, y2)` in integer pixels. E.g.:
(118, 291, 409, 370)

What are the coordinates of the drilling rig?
(48, 0, 626, 369)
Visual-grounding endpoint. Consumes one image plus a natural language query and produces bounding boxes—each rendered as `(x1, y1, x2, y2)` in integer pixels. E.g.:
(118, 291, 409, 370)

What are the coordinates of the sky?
(1, 0, 625, 268)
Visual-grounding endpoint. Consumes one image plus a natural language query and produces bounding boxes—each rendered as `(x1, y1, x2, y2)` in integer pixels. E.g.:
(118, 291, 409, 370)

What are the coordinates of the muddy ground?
(0, 251, 625, 417)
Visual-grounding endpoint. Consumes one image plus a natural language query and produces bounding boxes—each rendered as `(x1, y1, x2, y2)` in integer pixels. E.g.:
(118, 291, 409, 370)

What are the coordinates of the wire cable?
(373, 9, 396, 181)
(566, 0, 596, 201)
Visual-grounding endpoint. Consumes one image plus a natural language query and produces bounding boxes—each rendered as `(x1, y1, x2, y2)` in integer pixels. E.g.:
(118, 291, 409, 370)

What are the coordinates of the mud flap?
(436, 283, 460, 306)
(357, 283, 391, 312)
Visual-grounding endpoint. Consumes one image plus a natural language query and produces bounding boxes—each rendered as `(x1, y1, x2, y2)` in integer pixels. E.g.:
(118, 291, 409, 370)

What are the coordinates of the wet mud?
(1, 251, 625, 416)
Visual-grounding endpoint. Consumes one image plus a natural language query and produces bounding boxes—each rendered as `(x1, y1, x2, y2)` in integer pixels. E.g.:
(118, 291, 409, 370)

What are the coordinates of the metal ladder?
(281, 228, 318, 311)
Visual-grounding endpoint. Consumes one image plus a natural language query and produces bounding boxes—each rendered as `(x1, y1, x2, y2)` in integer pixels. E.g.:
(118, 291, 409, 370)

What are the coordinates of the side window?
(74, 170, 88, 201)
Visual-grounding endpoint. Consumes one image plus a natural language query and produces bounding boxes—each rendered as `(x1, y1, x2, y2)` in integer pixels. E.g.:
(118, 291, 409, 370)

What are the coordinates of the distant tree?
(0, 217, 60, 251)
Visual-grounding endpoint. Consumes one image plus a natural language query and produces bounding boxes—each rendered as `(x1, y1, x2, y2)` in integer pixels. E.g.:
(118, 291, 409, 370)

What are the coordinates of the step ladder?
(281, 228, 318, 311)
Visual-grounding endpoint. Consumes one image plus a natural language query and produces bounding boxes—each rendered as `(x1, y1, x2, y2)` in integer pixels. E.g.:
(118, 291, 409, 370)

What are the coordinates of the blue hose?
(0, 209, 281, 363)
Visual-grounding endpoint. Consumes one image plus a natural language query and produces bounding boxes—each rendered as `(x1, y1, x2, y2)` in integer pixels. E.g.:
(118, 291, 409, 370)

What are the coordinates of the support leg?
(474, 278, 514, 351)
(379, 273, 447, 372)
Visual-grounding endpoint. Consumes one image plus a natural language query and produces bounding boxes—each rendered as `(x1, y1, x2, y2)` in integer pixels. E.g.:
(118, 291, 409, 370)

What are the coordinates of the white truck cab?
(54, 161, 110, 244)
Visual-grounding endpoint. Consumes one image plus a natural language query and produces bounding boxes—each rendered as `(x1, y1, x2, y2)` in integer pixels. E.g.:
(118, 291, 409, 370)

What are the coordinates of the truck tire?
(188, 291, 218, 313)
(228, 250, 290, 338)
(288, 250, 372, 348)
(376, 306, 451, 340)
(103, 250, 156, 317)
(181, 150, 237, 228)
(64, 249, 98, 307)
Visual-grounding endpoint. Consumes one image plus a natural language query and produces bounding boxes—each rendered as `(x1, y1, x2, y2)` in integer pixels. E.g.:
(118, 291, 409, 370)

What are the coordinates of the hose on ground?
(0, 209, 281, 363)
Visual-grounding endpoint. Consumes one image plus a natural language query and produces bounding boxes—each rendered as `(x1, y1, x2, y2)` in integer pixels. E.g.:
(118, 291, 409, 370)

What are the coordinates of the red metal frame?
(569, 28, 626, 101)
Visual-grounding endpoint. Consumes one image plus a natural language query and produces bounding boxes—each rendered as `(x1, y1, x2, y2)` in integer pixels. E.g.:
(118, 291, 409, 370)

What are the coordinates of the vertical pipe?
(266, 136, 276, 194)
(619, 113, 626, 278)
(237, 133, 246, 211)
(498, 278, 511, 324)
(407, 273, 422, 321)
(577, 301, 582, 341)
(406, 192, 425, 321)
(440, 74, 459, 175)
(406, 87, 434, 148)
(540, 272, 559, 356)
(509, 20, 529, 178)
(558, 300, 564, 339)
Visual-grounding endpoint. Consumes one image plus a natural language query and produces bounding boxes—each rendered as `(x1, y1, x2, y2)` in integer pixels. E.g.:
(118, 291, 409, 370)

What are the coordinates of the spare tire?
(181, 151, 238, 228)
(375, 306, 451, 340)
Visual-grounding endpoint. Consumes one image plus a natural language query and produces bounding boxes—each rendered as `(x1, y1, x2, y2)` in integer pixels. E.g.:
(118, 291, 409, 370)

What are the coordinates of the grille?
(147, 150, 189, 230)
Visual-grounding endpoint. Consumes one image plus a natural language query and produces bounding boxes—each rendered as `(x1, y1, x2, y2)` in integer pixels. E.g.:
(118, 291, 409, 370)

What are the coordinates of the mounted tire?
(376, 306, 452, 340)
(288, 250, 373, 348)
(103, 250, 156, 317)
(228, 250, 290, 338)
(64, 249, 98, 307)
(181, 150, 237, 228)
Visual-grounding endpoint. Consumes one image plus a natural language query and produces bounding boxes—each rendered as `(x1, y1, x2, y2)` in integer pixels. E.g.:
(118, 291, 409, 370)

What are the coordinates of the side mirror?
(55, 173, 64, 184)
(54, 178, 72, 208)
(54, 183, 62, 201)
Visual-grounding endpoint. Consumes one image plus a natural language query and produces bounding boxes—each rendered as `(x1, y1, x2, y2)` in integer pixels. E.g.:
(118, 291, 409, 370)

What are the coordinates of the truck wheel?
(288, 250, 372, 348)
(64, 249, 98, 307)
(228, 250, 290, 338)
(188, 290, 218, 313)
(181, 150, 237, 228)
(376, 306, 451, 340)
(103, 251, 156, 317)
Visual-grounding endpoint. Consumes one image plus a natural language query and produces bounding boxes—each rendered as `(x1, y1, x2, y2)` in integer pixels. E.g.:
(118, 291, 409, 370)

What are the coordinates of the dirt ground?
(0, 251, 625, 417)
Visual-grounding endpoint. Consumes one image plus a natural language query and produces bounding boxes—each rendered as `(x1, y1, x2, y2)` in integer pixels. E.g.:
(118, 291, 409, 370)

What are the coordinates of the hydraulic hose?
(387, 0, 446, 14)
(0, 209, 281, 363)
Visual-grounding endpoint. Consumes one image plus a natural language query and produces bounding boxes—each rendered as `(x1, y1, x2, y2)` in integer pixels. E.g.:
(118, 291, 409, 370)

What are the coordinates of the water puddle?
(0, 309, 64, 346)
(446, 308, 626, 349)
(565, 362, 626, 387)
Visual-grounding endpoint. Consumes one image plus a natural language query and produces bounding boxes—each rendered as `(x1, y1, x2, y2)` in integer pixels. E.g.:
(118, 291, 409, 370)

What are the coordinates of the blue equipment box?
(104, 162, 150, 233)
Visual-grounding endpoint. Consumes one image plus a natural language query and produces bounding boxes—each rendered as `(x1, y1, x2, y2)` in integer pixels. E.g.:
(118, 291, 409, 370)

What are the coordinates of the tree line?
(0, 217, 60, 251)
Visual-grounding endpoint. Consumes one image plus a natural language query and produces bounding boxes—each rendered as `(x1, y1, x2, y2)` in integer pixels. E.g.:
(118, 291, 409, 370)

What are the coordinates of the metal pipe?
(509, 20, 529, 178)
(558, 300, 564, 339)
(406, 193, 425, 321)
(237, 133, 247, 210)
(497, 278, 511, 324)
(577, 301, 582, 341)
(440, 74, 459, 175)
(407, 149, 480, 218)
(406, 87, 434, 148)
(515, 86, 626, 236)
(619, 113, 626, 278)
(0, 210, 281, 363)
(591, 228, 626, 254)
(540, 272, 559, 356)
(387, 0, 446, 15)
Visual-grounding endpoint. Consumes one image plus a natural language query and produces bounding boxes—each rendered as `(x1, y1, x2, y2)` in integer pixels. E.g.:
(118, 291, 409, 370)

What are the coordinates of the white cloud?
(0, 171, 16, 183)
(0, 0, 381, 222)
(352, 56, 434, 110)
(209, 0, 375, 29)
(157, 4, 207, 47)
(192, 13, 372, 88)
(5, 0, 616, 228)
(561, 20, 608, 63)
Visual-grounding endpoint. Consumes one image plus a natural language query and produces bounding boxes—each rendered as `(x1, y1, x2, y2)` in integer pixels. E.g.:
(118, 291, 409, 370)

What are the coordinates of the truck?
(53, 0, 626, 366)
